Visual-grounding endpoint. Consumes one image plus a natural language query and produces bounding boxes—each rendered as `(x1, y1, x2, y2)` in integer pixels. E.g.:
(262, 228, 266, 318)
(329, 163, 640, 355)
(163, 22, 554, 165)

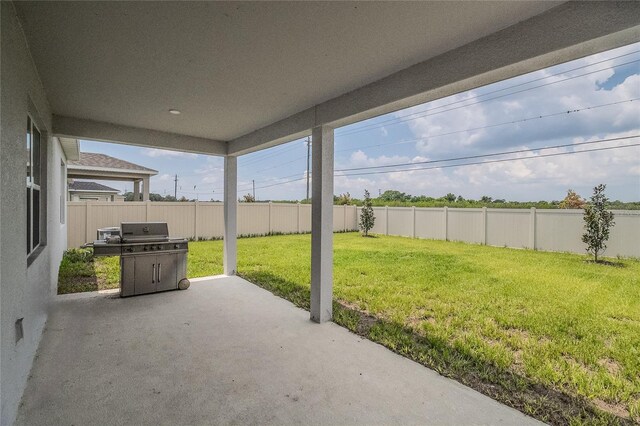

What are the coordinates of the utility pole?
(174, 174, 178, 199)
(305, 136, 311, 201)
(252, 180, 255, 200)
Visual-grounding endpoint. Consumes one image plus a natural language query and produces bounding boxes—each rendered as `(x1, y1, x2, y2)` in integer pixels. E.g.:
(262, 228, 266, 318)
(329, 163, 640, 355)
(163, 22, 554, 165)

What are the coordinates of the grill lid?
(120, 222, 169, 243)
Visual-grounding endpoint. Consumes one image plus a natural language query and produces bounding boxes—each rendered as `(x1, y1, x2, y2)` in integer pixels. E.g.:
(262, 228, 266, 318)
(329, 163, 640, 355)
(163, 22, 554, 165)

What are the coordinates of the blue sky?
(82, 42, 640, 202)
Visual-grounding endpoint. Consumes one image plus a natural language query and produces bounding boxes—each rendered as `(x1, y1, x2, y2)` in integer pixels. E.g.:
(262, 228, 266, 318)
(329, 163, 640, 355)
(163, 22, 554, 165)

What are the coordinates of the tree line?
(125, 190, 639, 210)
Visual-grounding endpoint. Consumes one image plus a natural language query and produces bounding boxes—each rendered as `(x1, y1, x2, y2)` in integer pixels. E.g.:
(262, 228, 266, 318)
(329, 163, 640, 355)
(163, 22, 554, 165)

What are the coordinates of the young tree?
(559, 189, 585, 209)
(582, 184, 615, 263)
(359, 189, 375, 237)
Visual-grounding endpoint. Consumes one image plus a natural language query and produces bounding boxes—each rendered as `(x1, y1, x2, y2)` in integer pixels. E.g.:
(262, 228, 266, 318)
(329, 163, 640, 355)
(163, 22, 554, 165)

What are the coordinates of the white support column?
(223, 156, 238, 275)
(142, 177, 150, 201)
(311, 125, 334, 323)
(133, 180, 140, 201)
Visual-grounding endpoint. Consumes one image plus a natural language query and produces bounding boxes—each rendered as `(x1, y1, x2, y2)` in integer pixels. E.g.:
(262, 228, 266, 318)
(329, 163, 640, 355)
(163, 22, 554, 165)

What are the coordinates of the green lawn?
(59, 233, 640, 425)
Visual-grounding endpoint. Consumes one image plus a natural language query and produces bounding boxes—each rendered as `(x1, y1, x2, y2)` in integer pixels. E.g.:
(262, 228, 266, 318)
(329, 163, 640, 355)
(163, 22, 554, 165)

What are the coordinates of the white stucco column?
(310, 125, 334, 323)
(133, 180, 140, 201)
(142, 176, 150, 201)
(223, 156, 238, 275)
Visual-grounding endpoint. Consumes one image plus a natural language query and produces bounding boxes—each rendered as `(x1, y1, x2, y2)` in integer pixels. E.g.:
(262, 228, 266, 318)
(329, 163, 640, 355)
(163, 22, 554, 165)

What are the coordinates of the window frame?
(26, 114, 42, 255)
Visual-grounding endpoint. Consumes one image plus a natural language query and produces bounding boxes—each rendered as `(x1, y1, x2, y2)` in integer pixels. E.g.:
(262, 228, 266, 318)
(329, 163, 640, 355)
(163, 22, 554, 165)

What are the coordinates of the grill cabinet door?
(155, 253, 178, 292)
(133, 255, 157, 295)
(120, 256, 136, 297)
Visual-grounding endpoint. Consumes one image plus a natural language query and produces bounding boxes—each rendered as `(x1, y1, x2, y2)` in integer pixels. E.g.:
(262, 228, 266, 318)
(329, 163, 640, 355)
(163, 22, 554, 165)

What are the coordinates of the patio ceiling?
(14, 1, 640, 156)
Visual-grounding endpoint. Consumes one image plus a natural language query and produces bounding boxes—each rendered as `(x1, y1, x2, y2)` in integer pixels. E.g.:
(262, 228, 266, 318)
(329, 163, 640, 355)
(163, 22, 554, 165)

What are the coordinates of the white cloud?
(400, 53, 639, 160)
(154, 173, 173, 182)
(345, 150, 411, 168)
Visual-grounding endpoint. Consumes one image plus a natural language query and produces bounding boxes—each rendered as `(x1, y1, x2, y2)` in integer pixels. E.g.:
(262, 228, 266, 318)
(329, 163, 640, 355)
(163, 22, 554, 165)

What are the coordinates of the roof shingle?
(68, 181, 120, 192)
(68, 152, 157, 173)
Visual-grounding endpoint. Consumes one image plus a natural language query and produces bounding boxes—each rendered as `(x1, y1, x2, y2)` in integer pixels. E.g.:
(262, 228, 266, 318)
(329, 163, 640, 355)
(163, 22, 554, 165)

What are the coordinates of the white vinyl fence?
(68, 202, 639, 258)
(68, 201, 358, 248)
(358, 206, 640, 258)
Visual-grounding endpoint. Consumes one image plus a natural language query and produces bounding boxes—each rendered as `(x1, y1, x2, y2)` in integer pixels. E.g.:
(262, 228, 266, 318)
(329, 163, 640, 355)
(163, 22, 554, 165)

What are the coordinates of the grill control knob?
(174, 244, 180, 249)
(143, 246, 148, 251)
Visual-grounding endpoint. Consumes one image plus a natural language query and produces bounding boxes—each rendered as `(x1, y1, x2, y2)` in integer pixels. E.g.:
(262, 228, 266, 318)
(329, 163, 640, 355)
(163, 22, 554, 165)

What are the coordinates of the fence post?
(444, 206, 449, 241)
(268, 202, 272, 235)
(297, 203, 301, 234)
(412, 206, 416, 238)
(194, 200, 199, 240)
(85, 201, 91, 244)
(385, 206, 389, 235)
(529, 207, 537, 250)
(343, 204, 347, 232)
(482, 207, 487, 245)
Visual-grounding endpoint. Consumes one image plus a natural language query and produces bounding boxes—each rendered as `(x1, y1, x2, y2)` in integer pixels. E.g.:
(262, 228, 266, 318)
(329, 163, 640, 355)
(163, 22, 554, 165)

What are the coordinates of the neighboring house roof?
(68, 181, 119, 193)
(68, 152, 157, 175)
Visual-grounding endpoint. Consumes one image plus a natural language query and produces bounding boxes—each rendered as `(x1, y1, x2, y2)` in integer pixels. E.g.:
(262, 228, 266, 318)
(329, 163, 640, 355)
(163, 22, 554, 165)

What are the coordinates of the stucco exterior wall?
(1, 3, 67, 424)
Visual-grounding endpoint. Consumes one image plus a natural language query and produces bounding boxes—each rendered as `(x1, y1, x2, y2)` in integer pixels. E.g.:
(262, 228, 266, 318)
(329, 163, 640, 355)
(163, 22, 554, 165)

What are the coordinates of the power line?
(336, 59, 640, 136)
(238, 51, 639, 174)
(335, 98, 638, 153)
(340, 50, 640, 136)
(235, 136, 639, 192)
(179, 133, 640, 194)
(335, 135, 639, 172)
(244, 98, 638, 175)
(243, 176, 306, 192)
(239, 138, 306, 166)
(340, 142, 640, 178)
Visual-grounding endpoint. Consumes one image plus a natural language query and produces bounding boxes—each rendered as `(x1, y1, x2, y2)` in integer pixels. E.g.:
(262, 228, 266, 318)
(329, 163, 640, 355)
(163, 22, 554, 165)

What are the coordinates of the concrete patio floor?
(17, 276, 542, 425)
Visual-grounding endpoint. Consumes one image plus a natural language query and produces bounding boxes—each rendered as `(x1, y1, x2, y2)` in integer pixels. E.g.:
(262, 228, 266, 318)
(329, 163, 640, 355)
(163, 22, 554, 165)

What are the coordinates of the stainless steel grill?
(92, 222, 190, 297)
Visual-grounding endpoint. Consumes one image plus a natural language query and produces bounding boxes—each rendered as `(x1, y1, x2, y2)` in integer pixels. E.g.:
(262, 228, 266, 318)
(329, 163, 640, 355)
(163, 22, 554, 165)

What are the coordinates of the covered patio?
(2, 1, 639, 424)
(17, 276, 540, 425)
(17, 0, 639, 324)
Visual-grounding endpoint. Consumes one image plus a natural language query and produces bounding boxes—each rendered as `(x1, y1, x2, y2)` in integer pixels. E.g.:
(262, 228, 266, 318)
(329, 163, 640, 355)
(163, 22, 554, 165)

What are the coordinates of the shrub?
(63, 248, 94, 263)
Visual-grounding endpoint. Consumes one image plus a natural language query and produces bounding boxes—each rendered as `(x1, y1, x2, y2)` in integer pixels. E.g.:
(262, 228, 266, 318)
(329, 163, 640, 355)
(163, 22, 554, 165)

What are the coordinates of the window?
(26, 116, 42, 254)
(60, 160, 66, 224)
